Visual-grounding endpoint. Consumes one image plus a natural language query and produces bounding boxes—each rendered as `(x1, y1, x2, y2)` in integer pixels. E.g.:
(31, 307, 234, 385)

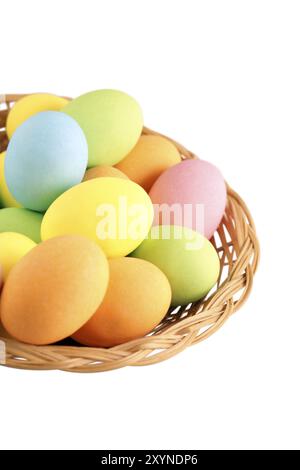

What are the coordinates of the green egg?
(0, 208, 43, 243)
(131, 225, 220, 306)
(62, 89, 143, 167)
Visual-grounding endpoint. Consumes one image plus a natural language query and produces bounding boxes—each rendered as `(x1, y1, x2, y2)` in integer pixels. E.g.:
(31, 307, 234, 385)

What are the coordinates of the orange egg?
(0, 321, 12, 339)
(72, 257, 172, 347)
(0, 235, 109, 345)
(83, 165, 129, 182)
(115, 135, 181, 192)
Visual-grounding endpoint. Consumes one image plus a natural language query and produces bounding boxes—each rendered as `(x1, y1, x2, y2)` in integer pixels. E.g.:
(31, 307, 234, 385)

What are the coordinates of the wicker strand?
(0, 94, 260, 373)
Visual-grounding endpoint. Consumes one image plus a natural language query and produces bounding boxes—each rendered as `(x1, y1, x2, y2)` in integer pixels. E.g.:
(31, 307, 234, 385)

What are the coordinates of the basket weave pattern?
(0, 94, 259, 372)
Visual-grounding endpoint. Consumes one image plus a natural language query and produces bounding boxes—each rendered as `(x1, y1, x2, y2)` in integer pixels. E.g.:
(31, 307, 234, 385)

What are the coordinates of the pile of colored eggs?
(0, 90, 226, 347)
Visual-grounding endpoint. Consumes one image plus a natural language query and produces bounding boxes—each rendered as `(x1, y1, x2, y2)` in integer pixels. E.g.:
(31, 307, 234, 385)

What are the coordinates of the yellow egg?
(0, 232, 36, 280)
(6, 93, 69, 139)
(0, 235, 109, 345)
(0, 152, 22, 208)
(41, 177, 154, 258)
(73, 257, 172, 347)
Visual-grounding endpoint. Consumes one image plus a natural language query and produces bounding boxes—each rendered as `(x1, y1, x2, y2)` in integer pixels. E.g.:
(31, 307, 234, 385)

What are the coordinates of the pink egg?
(149, 159, 227, 239)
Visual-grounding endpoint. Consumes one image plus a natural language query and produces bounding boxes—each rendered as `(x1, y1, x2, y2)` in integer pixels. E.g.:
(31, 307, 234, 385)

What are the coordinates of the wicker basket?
(0, 93, 259, 373)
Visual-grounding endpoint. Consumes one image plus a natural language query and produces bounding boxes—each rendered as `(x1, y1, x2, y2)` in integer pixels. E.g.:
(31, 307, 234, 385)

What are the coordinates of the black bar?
(0, 449, 292, 461)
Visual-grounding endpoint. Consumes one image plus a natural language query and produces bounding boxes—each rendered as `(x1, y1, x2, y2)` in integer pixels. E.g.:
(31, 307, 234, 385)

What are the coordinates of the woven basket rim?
(0, 93, 260, 373)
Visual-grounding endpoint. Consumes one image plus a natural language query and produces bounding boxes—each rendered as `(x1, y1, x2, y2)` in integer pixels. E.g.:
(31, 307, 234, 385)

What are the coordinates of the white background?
(0, 0, 299, 450)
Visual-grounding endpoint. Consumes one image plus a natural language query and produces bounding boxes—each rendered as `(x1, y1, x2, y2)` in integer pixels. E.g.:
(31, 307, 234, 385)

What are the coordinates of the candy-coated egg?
(63, 90, 143, 167)
(41, 177, 154, 258)
(0, 232, 36, 281)
(0, 235, 109, 345)
(72, 257, 171, 347)
(83, 165, 128, 182)
(131, 225, 220, 306)
(0, 152, 21, 208)
(6, 93, 69, 139)
(115, 135, 181, 192)
(149, 159, 227, 239)
(5, 111, 88, 212)
(0, 208, 43, 243)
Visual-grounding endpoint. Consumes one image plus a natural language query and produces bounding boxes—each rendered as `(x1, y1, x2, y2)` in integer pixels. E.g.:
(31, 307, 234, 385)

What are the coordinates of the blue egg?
(5, 111, 88, 212)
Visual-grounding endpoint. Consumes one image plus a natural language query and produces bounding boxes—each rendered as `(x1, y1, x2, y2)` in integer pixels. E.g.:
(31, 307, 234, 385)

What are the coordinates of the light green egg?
(131, 225, 220, 306)
(0, 208, 43, 243)
(62, 89, 143, 167)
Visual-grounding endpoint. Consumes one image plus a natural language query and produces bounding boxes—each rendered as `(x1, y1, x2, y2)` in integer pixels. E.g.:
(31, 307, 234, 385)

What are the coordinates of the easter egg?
(0, 294, 12, 340)
(0, 321, 12, 339)
(0, 152, 21, 208)
(63, 89, 143, 167)
(0, 235, 109, 345)
(6, 93, 69, 139)
(72, 257, 171, 347)
(41, 177, 154, 258)
(83, 165, 128, 182)
(115, 135, 181, 192)
(0, 208, 43, 243)
(149, 159, 227, 239)
(0, 232, 36, 281)
(5, 111, 88, 212)
(0, 265, 3, 291)
(131, 225, 220, 306)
